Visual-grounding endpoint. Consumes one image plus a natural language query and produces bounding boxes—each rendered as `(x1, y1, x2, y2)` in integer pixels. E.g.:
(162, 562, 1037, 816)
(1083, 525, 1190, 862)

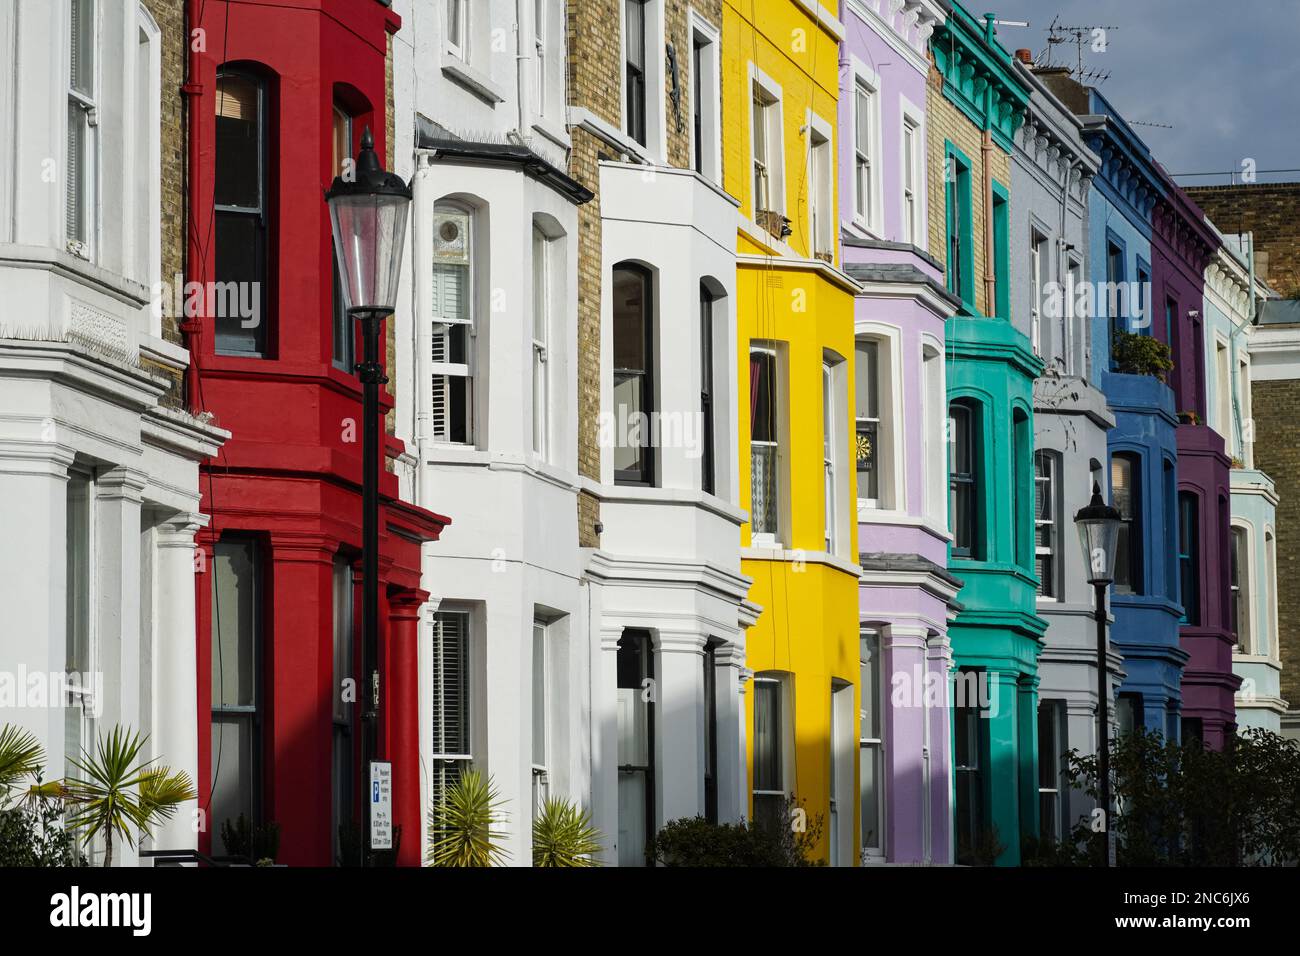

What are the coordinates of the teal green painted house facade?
(928, 3, 1045, 865)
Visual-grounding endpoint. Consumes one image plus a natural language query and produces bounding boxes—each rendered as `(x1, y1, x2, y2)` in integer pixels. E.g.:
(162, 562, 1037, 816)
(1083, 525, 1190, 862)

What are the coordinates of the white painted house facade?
(390, 0, 592, 866)
(0, 0, 226, 860)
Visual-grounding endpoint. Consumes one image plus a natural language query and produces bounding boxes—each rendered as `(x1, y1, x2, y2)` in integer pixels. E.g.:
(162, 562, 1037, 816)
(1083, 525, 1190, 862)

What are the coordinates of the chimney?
(1015, 49, 1034, 65)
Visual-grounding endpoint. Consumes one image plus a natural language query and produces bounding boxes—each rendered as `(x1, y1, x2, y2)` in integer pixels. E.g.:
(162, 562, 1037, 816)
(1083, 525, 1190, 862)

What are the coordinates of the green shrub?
(220, 813, 281, 864)
(1112, 330, 1174, 381)
(649, 797, 824, 867)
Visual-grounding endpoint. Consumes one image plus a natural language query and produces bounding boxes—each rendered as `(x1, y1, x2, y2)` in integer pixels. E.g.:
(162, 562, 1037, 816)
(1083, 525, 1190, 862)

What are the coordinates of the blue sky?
(982, 0, 1300, 184)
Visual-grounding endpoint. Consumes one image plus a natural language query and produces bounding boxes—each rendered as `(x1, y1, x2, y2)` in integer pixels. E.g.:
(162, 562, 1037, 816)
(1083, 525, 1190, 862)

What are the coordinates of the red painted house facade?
(183, 0, 446, 865)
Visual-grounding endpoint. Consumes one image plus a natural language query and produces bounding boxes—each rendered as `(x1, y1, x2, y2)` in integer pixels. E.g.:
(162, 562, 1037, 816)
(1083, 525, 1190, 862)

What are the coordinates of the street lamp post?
(326, 128, 412, 866)
(1074, 480, 1122, 868)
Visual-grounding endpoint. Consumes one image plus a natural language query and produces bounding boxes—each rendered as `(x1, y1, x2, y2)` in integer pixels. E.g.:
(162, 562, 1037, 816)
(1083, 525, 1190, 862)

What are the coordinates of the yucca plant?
(65, 726, 196, 867)
(0, 725, 44, 802)
(426, 769, 509, 867)
(532, 797, 602, 867)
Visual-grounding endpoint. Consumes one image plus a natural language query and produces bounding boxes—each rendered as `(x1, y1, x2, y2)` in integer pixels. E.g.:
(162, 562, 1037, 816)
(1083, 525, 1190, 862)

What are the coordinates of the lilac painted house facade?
(839, 0, 958, 865)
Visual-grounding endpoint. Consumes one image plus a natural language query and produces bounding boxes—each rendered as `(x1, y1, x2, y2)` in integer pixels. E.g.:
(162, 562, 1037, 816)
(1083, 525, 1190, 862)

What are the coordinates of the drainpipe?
(981, 16, 997, 314)
(514, 0, 527, 136)
(1227, 231, 1256, 463)
(181, 0, 204, 413)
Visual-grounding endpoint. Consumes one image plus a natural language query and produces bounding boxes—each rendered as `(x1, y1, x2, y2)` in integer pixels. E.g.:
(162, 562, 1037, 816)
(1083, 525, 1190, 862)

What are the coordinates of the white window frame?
(855, 324, 905, 516)
(807, 111, 834, 262)
(749, 65, 785, 222)
(66, 0, 98, 258)
(431, 203, 475, 445)
(749, 343, 785, 548)
(531, 224, 550, 460)
(132, 5, 163, 308)
(921, 337, 946, 529)
(1066, 254, 1084, 377)
(1034, 449, 1061, 601)
(751, 672, 793, 828)
(1030, 228, 1048, 357)
(822, 358, 837, 553)
(445, 0, 468, 61)
(430, 608, 473, 808)
(688, 11, 722, 183)
(849, 59, 883, 236)
(858, 631, 884, 860)
(1230, 521, 1253, 654)
(1265, 526, 1278, 661)
(1215, 333, 1232, 440)
(531, 618, 549, 820)
(898, 97, 925, 250)
(64, 468, 97, 775)
(1237, 353, 1253, 467)
(533, 0, 547, 118)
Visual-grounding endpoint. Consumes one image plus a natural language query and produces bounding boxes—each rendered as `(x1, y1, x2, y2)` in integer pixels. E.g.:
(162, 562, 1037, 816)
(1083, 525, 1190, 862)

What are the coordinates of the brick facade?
(143, 0, 187, 407)
(1187, 183, 1300, 298)
(925, 61, 1009, 317)
(1250, 378, 1300, 707)
(566, 0, 723, 546)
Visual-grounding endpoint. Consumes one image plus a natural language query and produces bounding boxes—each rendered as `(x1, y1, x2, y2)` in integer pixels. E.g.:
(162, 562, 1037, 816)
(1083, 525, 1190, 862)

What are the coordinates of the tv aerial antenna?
(1045, 15, 1118, 81)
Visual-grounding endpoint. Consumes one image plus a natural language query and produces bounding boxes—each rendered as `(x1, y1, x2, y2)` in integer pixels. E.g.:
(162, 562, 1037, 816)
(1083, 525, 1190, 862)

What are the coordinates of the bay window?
(1111, 454, 1142, 595)
(859, 632, 883, 858)
(214, 70, 269, 356)
(211, 537, 264, 842)
(431, 205, 474, 444)
(1230, 526, 1249, 651)
(67, 0, 96, 254)
(749, 346, 781, 544)
(752, 673, 789, 836)
(1178, 492, 1199, 625)
(613, 263, 654, 485)
(430, 609, 472, 811)
(617, 630, 654, 866)
(531, 226, 551, 459)
(1037, 700, 1065, 842)
(532, 620, 549, 819)
(1034, 450, 1060, 598)
(948, 402, 976, 557)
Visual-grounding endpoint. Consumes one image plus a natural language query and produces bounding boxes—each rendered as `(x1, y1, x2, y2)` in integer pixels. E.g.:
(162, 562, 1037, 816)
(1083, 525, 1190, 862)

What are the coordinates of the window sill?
(441, 56, 506, 106)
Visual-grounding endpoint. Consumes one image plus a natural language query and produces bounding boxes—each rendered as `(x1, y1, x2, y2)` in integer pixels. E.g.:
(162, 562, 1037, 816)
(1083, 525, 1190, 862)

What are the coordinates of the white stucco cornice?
(736, 251, 864, 295)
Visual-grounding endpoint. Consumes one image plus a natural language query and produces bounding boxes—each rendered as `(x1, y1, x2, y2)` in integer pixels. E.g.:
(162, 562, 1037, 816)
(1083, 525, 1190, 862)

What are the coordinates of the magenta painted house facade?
(839, 0, 958, 864)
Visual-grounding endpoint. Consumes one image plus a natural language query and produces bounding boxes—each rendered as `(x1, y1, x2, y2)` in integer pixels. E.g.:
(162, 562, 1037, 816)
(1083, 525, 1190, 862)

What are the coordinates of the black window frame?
(948, 402, 976, 558)
(1111, 453, 1143, 595)
(700, 284, 715, 495)
(214, 68, 270, 357)
(613, 263, 655, 486)
(1178, 491, 1200, 625)
(624, 0, 647, 146)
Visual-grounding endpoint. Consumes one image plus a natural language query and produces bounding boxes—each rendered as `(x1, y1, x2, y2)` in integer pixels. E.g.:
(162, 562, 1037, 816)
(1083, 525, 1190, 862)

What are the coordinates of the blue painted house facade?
(1039, 71, 1187, 740)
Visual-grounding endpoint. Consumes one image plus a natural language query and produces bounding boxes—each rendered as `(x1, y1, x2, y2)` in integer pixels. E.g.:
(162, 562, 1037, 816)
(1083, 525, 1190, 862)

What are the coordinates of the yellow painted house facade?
(722, 0, 863, 865)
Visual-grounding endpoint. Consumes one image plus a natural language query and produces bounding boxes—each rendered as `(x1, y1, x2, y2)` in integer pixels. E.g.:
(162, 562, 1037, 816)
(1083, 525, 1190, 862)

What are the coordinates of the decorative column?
(883, 623, 929, 863)
(95, 468, 148, 733)
(151, 512, 207, 853)
(594, 623, 622, 866)
(713, 641, 749, 824)
(387, 588, 427, 866)
(266, 531, 336, 866)
(193, 530, 217, 856)
(654, 630, 708, 825)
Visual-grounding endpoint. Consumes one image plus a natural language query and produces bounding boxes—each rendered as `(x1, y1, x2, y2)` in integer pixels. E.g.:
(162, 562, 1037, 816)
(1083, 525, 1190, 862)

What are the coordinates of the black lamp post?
(1074, 481, 1122, 867)
(326, 128, 412, 866)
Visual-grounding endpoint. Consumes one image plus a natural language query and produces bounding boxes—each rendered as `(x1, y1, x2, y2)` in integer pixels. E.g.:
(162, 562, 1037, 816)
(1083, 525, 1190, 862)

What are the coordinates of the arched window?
(1230, 525, 1250, 652)
(431, 203, 474, 444)
(214, 68, 270, 356)
(1111, 453, 1142, 595)
(613, 263, 654, 485)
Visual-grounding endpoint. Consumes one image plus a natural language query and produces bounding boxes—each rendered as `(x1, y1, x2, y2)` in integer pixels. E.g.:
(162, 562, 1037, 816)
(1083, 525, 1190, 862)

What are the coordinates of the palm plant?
(426, 769, 508, 867)
(0, 725, 44, 802)
(532, 797, 602, 867)
(65, 726, 196, 867)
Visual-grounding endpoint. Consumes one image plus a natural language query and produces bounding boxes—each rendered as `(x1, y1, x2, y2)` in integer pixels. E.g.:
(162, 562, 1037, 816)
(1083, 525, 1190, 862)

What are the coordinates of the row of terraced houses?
(2, 0, 1297, 866)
